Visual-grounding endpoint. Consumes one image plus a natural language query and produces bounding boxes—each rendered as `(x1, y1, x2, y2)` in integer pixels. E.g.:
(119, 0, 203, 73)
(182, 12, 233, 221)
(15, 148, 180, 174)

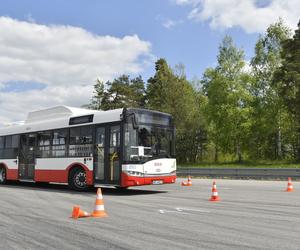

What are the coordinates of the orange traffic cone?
(187, 176, 192, 186)
(286, 177, 294, 192)
(92, 188, 108, 218)
(209, 181, 220, 202)
(71, 206, 91, 219)
(181, 176, 192, 186)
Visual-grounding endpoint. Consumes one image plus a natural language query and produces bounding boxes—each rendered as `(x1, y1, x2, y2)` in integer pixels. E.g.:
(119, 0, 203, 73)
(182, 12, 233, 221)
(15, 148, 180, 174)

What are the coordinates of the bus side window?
(0, 136, 4, 159)
(3, 135, 19, 159)
(69, 126, 93, 157)
(52, 129, 67, 157)
(37, 131, 52, 158)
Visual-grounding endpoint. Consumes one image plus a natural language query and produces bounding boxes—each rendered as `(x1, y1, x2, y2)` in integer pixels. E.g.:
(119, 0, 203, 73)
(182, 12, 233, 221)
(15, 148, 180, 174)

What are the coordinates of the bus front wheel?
(69, 167, 88, 191)
(0, 168, 7, 185)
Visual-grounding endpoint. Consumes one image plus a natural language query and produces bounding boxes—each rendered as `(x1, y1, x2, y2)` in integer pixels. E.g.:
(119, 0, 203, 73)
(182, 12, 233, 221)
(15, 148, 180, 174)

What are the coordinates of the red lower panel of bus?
(5, 168, 93, 185)
(35, 170, 94, 185)
(121, 172, 176, 187)
(7, 169, 18, 180)
(6, 168, 176, 187)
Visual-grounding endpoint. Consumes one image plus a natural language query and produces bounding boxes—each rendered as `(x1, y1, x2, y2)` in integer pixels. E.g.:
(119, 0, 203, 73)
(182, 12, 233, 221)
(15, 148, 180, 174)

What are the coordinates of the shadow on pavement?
(3, 181, 168, 196)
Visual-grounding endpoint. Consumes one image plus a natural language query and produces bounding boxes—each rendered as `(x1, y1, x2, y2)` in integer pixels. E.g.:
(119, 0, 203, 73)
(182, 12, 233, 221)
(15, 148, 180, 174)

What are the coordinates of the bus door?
(94, 125, 121, 185)
(19, 133, 37, 180)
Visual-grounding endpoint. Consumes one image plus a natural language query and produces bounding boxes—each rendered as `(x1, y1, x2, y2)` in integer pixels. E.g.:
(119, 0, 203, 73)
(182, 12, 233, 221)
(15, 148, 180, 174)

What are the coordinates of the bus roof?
(0, 106, 124, 136)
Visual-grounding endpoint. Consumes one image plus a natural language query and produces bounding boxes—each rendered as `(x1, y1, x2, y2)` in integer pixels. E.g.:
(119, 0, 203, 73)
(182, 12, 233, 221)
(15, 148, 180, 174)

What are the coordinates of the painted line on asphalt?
(176, 207, 210, 213)
(159, 207, 210, 214)
(158, 209, 189, 215)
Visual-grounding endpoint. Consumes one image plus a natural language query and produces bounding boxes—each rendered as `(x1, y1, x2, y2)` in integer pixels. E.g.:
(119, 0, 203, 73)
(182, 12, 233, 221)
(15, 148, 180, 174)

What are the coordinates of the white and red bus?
(0, 106, 176, 190)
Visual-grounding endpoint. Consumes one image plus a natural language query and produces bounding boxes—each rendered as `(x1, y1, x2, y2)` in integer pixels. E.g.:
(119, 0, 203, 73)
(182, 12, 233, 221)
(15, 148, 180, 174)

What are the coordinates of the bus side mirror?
(131, 116, 138, 130)
(123, 110, 138, 129)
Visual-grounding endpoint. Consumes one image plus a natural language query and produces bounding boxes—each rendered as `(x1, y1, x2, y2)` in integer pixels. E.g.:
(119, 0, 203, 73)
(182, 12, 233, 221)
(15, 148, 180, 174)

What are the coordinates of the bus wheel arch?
(68, 165, 88, 191)
(0, 164, 7, 184)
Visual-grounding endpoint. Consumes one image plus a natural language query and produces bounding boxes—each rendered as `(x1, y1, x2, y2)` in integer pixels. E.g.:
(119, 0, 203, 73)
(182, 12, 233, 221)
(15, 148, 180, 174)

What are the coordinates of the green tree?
(202, 36, 252, 162)
(274, 20, 300, 160)
(88, 75, 146, 110)
(147, 59, 206, 163)
(147, 59, 173, 111)
(87, 79, 106, 110)
(250, 19, 292, 159)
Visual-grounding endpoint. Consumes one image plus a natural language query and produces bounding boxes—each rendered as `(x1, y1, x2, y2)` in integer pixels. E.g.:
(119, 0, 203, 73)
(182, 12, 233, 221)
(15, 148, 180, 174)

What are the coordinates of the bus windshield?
(124, 110, 175, 163)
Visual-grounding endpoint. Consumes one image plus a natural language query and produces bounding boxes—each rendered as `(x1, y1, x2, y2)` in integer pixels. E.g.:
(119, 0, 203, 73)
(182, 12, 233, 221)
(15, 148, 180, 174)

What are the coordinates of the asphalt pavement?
(0, 178, 299, 250)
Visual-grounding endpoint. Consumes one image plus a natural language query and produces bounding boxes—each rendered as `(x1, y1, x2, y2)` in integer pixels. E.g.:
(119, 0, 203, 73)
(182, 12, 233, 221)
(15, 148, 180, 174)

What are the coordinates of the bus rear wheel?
(0, 168, 7, 185)
(69, 167, 88, 191)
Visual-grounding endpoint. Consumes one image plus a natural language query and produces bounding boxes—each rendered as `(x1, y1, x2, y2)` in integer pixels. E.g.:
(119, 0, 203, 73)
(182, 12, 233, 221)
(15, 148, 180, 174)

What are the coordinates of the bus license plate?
(152, 180, 163, 185)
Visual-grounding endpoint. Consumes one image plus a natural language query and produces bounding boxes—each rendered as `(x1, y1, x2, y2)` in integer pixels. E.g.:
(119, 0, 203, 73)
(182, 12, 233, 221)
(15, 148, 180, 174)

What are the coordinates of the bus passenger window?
(69, 126, 93, 157)
(3, 135, 19, 159)
(0, 137, 4, 159)
(37, 131, 51, 158)
(52, 129, 67, 157)
(0, 137, 4, 149)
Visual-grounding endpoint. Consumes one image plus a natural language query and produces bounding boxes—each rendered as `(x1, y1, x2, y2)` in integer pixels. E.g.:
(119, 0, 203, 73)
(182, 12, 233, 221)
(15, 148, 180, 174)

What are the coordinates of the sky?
(0, 0, 299, 125)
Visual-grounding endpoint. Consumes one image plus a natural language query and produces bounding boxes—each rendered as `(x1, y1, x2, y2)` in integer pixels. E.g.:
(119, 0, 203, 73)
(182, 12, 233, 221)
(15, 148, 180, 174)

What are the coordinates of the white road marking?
(158, 209, 189, 214)
(176, 207, 210, 213)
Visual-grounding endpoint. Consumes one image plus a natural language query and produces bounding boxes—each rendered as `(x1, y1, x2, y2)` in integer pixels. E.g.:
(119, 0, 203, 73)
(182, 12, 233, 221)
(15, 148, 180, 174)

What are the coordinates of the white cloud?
(172, 0, 195, 5)
(175, 0, 300, 33)
(163, 19, 177, 29)
(162, 19, 184, 29)
(0, 85, 93, 125)
(0, 17, 152, 125)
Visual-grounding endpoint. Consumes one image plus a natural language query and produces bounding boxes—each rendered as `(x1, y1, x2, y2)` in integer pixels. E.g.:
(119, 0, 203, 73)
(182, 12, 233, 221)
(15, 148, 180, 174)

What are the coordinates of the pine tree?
(88, 75, 146, 110)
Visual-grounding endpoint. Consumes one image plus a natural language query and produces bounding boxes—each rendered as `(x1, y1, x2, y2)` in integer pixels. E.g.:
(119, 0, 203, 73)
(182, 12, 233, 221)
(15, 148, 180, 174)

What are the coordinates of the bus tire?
(0, 167, 7, 185)
(68, 167, 88, 191)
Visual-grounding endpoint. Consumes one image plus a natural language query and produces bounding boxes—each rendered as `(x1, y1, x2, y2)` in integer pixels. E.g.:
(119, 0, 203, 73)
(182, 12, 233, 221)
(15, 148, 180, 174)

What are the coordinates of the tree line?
(86, 19, 300, 163)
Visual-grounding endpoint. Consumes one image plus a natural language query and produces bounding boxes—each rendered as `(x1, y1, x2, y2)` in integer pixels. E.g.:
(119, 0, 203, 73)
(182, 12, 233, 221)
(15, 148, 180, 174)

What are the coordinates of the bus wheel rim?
(74, 172, 86, 188)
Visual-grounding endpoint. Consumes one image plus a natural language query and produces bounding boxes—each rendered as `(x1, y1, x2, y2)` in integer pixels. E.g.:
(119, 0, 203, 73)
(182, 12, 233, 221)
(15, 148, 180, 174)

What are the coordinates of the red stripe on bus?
(35, 169, 94, 185)
(0, 163, 18, 180)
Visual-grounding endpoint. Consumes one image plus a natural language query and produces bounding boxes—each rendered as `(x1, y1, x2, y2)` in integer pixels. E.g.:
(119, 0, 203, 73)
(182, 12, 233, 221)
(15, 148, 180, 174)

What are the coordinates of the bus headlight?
(170, 170, 176, 175)
(124, 170, 144, 177)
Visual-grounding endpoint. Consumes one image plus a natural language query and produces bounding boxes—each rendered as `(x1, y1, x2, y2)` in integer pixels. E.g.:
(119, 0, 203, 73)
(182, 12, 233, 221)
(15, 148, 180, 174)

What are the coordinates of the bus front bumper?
(121, 172, 177, 187)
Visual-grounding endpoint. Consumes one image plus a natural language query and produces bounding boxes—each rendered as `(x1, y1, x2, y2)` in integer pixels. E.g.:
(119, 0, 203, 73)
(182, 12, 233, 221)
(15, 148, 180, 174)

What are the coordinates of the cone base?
(80, 213, 91, 218)
(286, 189, 294, 192)
(209, 197, 220, 202)
(92, 212, 108, 218)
